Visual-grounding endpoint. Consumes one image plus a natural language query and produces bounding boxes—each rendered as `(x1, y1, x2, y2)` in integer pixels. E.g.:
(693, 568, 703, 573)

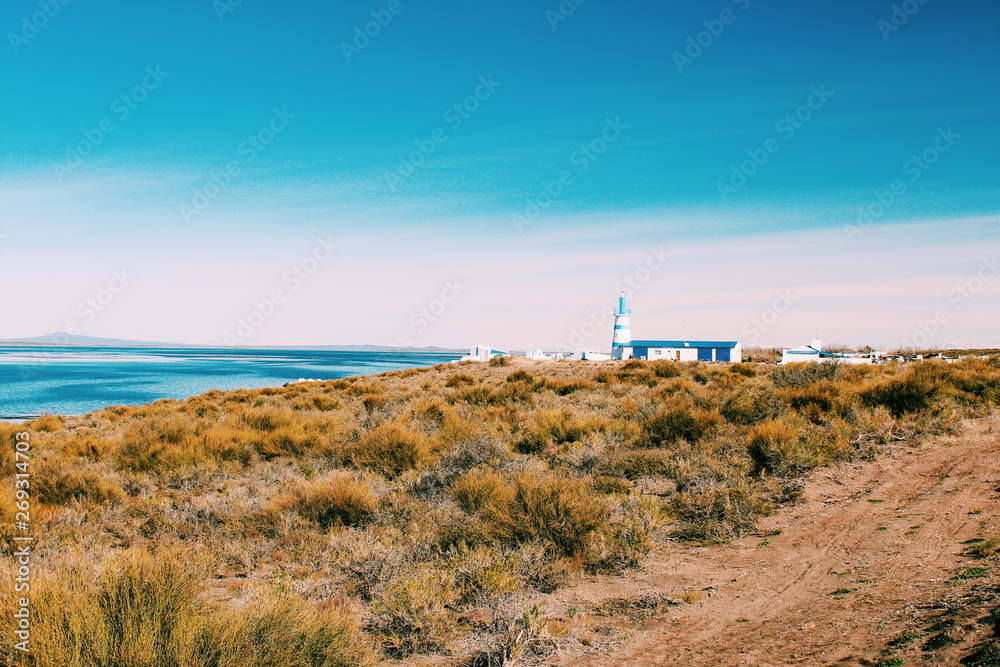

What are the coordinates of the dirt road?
(545, 414, 1000, 666)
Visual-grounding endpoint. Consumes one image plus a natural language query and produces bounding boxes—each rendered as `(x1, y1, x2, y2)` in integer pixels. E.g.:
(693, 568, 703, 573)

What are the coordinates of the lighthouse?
(611, 292, 632, 359)
(607, 292, 742, 363)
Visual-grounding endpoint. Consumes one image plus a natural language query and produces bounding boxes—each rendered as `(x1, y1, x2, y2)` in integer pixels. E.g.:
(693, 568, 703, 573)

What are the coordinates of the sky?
(0, 0, 998, 351)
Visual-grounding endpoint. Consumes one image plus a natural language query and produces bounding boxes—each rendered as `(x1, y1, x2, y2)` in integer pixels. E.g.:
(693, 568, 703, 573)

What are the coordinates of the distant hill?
(0, 332, 463, 352)
(0, 332, 166, 346)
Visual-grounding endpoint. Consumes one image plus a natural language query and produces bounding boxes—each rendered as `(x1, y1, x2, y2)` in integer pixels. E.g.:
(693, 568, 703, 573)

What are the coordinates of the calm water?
(0, 346, 460, 418)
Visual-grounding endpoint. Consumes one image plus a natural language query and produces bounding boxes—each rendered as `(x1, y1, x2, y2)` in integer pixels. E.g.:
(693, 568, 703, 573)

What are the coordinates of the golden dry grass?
(1, 356, 999, 664)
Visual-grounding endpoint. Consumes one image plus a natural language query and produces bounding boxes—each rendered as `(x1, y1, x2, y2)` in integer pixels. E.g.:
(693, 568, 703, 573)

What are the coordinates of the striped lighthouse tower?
(611, 292, 632, 359)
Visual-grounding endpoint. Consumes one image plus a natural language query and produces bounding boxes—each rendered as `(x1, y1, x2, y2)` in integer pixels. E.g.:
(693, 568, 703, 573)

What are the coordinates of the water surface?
(0, 346, 459, 417)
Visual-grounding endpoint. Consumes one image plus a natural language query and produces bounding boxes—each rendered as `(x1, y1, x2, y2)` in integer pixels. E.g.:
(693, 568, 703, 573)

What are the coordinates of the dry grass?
(5, 357, 1000, 664)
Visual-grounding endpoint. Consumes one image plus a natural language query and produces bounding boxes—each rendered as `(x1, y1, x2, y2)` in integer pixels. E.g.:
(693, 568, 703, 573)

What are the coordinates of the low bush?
(279, 473, 380, 529)
(650, 359, 683, 378)
(445, 373, 478, 388)
(115, 414, 207, 472)
(641, 405, 721, 446)
(368, 566, 461, 657)
(665, 482, 771, 544)
(33, 458, 124, 506)
(450, 468, 513, 514)
(720, 387, 785, 425)
(772, 362, 841, 388)
(542, 378, 593, 395)
(861, 371, 939, 417)
(514, 408, 606, 454)
(493, 472, 611, 559)
(349, 422, 432, 477)
(746, 420, 807, 477)
(189, 593, 375, 667)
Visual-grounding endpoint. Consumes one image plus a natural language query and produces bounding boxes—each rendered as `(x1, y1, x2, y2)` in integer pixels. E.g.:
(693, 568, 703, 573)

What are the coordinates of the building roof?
(627, 340, 740, 349)
(785, 346, 846, 358)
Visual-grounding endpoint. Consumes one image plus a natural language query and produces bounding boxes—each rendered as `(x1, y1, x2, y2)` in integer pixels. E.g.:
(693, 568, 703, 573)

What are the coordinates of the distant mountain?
(0, 332, 166, 346)
(0, 332, 463, 352)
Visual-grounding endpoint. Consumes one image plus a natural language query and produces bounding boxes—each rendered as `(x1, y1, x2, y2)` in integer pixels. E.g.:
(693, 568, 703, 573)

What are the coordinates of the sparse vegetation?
(3, 357, 1000, 664)
(954, 567, 992, 580)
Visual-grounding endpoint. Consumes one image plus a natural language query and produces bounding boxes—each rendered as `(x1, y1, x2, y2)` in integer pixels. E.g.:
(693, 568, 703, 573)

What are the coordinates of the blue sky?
(1, 0, 998, 350)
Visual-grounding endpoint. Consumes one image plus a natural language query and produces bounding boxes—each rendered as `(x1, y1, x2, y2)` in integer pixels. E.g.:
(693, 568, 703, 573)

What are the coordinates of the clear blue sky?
(1, 0, 998, 349)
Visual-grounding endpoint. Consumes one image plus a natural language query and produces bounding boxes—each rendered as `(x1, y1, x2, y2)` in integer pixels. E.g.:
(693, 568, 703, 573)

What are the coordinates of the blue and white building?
(780, 338, 879, 365)
(610, 294, 742, 362)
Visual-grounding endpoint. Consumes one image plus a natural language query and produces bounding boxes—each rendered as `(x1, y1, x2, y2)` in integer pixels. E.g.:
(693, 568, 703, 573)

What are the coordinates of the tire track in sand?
(544, 414, 1000, 667)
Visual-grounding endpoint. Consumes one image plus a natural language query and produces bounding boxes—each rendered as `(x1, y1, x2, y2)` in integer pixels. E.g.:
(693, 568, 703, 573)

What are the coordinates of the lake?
(0, 346, 461, 418)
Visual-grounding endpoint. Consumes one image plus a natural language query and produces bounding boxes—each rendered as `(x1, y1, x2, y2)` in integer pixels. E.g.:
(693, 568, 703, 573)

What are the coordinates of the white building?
(780, 338, 878, 365)
(570, 349, 612, 361)
(610, 294, 742, 362)
(459, 345, 509, 362)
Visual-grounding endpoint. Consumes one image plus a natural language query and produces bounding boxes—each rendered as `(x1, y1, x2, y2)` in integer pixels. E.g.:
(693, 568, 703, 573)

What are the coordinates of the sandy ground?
(543, 413, 1000, 667)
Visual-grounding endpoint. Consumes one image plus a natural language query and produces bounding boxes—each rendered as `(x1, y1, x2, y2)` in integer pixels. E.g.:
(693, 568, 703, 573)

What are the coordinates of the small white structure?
(570, 349, 612, 361)
(459, 345, 509, 362)
(780, 338, 879, 365)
